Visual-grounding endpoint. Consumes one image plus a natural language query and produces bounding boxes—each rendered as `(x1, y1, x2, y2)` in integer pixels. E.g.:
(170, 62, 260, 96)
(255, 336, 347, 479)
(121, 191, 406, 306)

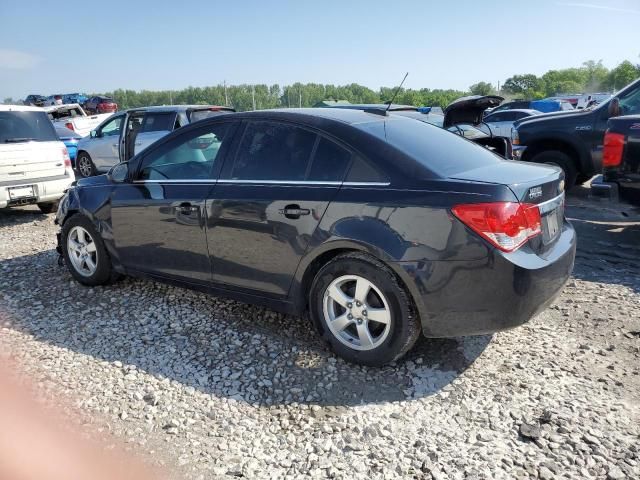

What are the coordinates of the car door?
(109, 121, 236, 283)
(207, 120, 352, 297)
(90, 114, 125, 172)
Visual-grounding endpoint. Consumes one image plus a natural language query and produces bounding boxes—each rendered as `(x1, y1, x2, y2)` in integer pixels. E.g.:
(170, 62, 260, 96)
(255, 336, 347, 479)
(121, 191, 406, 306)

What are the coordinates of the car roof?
(227, 107, 391, 126)
(125, 105, 233, 114)
(0, 104, 45, 112)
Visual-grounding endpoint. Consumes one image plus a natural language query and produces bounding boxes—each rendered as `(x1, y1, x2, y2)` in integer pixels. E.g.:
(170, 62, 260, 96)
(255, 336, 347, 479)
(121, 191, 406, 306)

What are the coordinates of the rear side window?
(307, 138, 351, 182)
(141, 112, 175, 133)
(375, 116, 502, 177)
(231, 121, 316, 181)
(0, 111, 58, 142)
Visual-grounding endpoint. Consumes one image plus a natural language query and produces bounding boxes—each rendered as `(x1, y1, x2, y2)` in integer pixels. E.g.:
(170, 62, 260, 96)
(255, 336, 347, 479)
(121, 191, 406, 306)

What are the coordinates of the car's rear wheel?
(309, 252, 420, 366)
(61, 215, 112, 286)
(76, 152, 96, 178)
(37, 202, 58, 214)
(531, 150, 577, 189)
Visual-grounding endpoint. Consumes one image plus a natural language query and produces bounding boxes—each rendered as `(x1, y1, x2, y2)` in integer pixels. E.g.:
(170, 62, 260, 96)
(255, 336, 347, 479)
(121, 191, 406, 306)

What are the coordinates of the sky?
(1, 0, 639, 100)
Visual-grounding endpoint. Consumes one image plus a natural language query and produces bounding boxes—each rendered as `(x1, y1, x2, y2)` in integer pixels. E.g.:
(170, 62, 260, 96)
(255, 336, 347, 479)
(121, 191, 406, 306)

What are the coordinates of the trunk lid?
(451, 161, 566, 250)
(0, 141, 67, 183)
(444, 95, 504, 128)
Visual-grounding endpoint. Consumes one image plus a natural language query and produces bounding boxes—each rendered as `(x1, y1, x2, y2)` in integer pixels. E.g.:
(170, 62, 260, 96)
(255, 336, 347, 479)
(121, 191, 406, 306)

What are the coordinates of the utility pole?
(497, 81, 500, 94)
(169, 90, 173, 105)
(224, 80, 229, 106)
(287, 88, 291, 108)
(299, 88, 302, 108)
(252, 85, 256, 111)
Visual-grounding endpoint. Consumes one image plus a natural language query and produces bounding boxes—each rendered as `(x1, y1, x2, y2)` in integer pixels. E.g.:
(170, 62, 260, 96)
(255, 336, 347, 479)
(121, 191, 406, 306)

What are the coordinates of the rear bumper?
(397, 221, 576, 337)
(0, 173, 75, 208)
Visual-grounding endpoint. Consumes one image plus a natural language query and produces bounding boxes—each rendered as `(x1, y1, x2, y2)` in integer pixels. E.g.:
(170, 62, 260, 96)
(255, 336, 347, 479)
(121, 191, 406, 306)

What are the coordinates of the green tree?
(606, 60, 640, 91)
(503, 74, 545, 99)
(469, 82, 495, 96)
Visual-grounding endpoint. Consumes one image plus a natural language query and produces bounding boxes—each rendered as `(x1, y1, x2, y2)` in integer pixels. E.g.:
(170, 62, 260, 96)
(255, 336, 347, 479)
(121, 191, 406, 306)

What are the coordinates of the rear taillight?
(62, 147, 72, 168)
(452, 202, 542, 253)
(65, 122, 74, 131)
(602, 131, 625, 168)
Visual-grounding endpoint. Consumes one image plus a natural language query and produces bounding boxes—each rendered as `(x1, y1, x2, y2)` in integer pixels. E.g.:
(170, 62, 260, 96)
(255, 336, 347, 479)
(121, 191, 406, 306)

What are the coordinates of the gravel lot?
(1, 191, 639, 480)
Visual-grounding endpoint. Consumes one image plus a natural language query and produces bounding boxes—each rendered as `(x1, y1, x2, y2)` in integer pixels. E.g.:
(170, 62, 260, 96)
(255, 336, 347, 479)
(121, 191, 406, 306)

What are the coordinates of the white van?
(0, 105, 75, 213)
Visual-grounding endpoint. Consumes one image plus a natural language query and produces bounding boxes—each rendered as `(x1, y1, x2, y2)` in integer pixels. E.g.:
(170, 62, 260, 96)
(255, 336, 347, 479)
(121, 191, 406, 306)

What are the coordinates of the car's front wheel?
(309, 252, 421, 366)
(61, 215, 112, 286)
(76, 152, 96, 178)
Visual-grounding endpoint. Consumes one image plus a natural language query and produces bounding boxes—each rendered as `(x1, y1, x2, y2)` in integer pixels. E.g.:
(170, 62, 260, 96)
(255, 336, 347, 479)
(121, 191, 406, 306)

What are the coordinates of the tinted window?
(141, 112, 175, 133)
(189, 109, 232, 123)
(0, 111, 58, 143)
(139, 124, 229, 180)
(99, 116, 123, 137)
(370, 116, 501, 177)
(512, 111, 530, 120)
(54, 125, 81, 139)
(346, 155, 387, 183)
(231, 121, 316, 181)
(307, 138, 351, 182)
(485, 113, 504, 122)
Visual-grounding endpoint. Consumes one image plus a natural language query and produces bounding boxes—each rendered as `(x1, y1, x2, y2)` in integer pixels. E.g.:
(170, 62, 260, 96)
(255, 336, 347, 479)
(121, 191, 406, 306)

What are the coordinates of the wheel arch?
(521, 136, 590, 174)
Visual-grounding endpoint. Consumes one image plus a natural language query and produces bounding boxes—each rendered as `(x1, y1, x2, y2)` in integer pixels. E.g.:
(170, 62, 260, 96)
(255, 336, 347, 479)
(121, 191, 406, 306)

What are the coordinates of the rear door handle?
(279, 204, 310, 219)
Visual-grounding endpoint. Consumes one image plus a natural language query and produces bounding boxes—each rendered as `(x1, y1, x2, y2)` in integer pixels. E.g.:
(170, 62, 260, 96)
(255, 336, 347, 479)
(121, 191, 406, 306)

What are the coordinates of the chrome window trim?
(537, 192, 565, 215)
(131, 179, 391, 186)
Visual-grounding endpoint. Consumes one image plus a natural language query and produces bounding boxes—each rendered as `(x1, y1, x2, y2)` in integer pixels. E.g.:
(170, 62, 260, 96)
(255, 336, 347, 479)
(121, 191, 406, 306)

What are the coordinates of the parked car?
(43, 95, 64, 106)
(44, 103, 112, 137)
(62, 93, 89, 105)
(490, 100, 573, 114)
(483, 109, 541, 137)
(591, 115, 640, 205)
(576, 93, 613, 109)
(55, 108, 575, 366)
(54, 125, 82, 163)
(74, 105, 234, 178)
(512, 77, 640, 188)
(0, 105, 75, 213)
(83, 96, 118, 114)
(23, 95, 47, 107)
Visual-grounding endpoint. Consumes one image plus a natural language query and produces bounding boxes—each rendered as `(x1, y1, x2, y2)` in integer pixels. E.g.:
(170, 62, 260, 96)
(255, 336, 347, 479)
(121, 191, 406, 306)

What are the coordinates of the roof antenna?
(386, 72, 409, 113)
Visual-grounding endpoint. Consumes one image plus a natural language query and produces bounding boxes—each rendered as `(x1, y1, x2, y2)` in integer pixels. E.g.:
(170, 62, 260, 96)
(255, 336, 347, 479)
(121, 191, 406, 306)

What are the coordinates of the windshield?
(0, 111, 58, 143)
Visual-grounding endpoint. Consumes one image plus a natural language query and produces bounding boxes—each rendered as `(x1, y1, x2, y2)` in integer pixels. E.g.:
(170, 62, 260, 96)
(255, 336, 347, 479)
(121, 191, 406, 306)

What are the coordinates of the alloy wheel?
(322, 275, 391, 351)
(67, 226, 98, 277)
(78, 156, 92, 177)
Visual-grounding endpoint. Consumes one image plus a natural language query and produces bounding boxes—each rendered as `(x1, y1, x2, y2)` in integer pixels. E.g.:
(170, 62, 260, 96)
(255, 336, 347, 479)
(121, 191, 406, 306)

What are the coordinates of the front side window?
(100, 116, 123, 137)
(138, 123, 229, 180)
(231, 121, 316, 181)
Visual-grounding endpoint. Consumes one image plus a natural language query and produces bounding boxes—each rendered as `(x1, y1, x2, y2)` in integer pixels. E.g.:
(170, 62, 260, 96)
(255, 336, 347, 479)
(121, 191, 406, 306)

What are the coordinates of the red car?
(84, 96, 118, 114)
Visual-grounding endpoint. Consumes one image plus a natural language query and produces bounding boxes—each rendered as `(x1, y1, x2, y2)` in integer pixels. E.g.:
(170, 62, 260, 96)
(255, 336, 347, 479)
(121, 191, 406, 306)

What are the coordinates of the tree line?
(4, 59, 639, 110)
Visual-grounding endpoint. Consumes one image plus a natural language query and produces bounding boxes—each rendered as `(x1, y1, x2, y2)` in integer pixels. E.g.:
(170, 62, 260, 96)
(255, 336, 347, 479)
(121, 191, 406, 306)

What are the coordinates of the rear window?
(48, 106, 83, 120)
(0, 111, 58, 143)
(140, 112, 175, 133)
(360, 116, 502, 177)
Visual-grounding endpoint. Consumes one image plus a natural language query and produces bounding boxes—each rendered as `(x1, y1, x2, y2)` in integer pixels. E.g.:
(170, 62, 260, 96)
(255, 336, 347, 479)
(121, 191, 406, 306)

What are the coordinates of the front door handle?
(278, 204, 310, 219)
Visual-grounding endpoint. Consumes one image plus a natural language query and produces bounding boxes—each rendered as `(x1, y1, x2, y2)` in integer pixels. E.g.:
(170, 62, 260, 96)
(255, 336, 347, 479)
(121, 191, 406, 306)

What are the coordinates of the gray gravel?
(1, 195, 639, 480)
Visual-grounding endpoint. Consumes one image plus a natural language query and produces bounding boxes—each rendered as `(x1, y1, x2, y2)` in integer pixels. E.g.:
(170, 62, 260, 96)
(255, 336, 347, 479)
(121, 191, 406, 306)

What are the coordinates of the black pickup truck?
(512, 78, 640, 188)
(591, 115, 640, 205)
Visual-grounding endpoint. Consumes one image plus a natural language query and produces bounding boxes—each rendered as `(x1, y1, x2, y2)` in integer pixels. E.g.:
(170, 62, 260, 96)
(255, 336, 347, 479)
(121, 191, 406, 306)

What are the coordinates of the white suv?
(1, 105, 75, 213)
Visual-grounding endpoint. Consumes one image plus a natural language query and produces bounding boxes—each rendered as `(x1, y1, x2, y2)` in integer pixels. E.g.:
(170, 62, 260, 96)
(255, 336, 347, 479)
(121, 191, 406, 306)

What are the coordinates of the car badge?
(529, 186, 543, 200)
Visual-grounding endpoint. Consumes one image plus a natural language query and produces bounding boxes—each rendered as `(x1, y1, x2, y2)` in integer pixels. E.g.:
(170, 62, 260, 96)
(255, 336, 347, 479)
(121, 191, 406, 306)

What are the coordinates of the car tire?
(76, 152, 96, 178)
(61, 214, 112, 286)
(531, 150, 577, 189)
(309, 252, 421, 366)
(37, 202, 58, 214)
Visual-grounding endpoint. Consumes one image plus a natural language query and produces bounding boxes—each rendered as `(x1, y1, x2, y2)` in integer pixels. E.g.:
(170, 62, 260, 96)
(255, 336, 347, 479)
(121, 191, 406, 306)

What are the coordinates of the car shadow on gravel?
(1, 249, 492, 407)
(0, 206, 49, 227)
(566, 197, 640, 294)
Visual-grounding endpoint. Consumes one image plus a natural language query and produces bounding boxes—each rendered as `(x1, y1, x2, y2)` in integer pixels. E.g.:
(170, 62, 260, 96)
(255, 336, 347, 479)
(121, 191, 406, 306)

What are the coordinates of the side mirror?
(90, 130, 98, 138)
(608, 97, 621, 118)
(107, 162, 129, 184)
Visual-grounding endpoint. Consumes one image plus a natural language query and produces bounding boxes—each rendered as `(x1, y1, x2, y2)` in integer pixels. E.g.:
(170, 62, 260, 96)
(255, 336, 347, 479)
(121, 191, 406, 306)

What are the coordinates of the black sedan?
(55, 108, 576, 366)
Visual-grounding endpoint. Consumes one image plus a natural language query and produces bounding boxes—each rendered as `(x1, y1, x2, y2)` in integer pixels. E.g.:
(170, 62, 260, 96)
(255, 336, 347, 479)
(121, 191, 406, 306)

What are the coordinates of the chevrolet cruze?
(55, 108, 576, 366)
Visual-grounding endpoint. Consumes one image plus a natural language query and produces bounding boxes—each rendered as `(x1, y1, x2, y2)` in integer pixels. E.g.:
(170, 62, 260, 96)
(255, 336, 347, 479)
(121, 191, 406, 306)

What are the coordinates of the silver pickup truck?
(44, 104, 112, 137)
(74, 105, 234, 178)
